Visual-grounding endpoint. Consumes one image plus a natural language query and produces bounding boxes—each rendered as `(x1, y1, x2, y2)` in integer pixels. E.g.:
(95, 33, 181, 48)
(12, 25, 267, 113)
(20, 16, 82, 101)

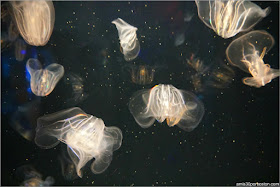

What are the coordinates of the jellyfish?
(10, 0, 55, 46)
(126, 64, 155, 85)
(16, 165, 55, 186)
(186, 53, 209, 75)
(129, 84, 205, 132)
(64, 72, 88, 106)
(15, 39, 27, 61)
(195, 0, 270, 38)
(226, 30, 280, 88)
(112, 18, 140, 61)
(35, 107, 123, 178)
(207, 63, 235, 89)
(26, 58, 64, 96)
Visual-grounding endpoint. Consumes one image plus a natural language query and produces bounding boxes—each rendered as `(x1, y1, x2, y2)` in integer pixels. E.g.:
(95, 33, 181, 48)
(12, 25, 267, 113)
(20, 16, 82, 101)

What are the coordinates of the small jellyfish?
(15, 39, 27, 61)
(226, 30, 280, 87)
(26, 58, 64, 96)
(10, 0, 55, 46)
(64, 72, 88, 106)
(207, 63, 235, 89)
(174, 32, 185, 47)
(126, 64, 156, 85)
(129, 84, 205, 132)
(195, 0, 270, 38)
(186, 53, 209, 75)
(35, 107, 123, 178)
(16, 165, 54, 186)
(112, 18, 140, 61)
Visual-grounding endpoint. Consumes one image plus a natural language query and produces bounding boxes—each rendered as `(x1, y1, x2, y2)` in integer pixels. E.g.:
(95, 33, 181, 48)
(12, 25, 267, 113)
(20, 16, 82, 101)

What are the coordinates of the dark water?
(1, 1, 279, 186)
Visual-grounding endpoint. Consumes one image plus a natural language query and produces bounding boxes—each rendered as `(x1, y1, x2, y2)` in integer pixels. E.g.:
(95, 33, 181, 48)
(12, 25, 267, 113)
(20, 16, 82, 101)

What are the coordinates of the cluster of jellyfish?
(5, 0, 279, 183)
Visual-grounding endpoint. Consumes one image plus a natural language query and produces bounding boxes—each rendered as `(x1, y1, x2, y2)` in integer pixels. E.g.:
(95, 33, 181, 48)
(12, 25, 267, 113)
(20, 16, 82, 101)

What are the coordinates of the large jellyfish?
(35, 107, 123, 178)
(195, 0, 270, 38)
(112, 18, 140, 61)
(226, 30, 280, 87)
(10, 0, 55, 46)
(129, 84, 205, 132)
(26, 58, 64, 96)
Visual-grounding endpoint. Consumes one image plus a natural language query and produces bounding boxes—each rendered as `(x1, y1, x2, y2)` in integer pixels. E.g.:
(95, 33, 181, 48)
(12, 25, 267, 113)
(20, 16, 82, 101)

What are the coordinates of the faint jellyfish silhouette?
(26, 58, 64, 96)
(129, 84, 205, 132)
(16, 165, 55, 186)
(8, 21, 19, 42)
(58, 145, 79, 181)
(226, 30, 280, 87)
(10, 97, 41, 141)
(195, 0, 270, 38)
(15, 39, 27, 61)
(112, 18, 140, 61)
(10, 0, 55, 46)
(185, 53, 209, 92)
(35, 107, 123, 178)
(127, 64, 155, 85)
(186, 53, 209, 75)
(207, 63, 235, 89)
(64, 72, 88, 106)
(174, 32, 185, 47)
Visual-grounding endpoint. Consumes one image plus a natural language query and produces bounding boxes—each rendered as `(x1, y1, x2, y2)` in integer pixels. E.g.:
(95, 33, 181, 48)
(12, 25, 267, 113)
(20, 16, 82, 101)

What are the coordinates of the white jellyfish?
(129, 84, 205, 132)
(35, 107, 123, 178)
(11, 0, 55, 46)
(195, 0, 270, 38)
(26, 58, 64, 96)
(226, 30, 280, 87)
(112, 18, 140, 61)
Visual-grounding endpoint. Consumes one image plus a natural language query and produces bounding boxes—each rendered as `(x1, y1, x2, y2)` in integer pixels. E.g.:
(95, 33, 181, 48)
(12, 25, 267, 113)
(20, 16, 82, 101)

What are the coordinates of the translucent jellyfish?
(127, 64, 155, 85)
(10, 1, 55, 46)
(207, 63, 235, 89)
(195, 0, 270, 38)
(174, 32, 185, 47)
(112, 18, 140, 61)
(8, 21, 19, 42)
(15, 39, 27, 61)
(26, 58, 64, 96)
(129, 84, 205, 132)
(35, 107, 123, 178)
(186, 53, 209, 75)
(226, 30, 280, 87)
(64, 72, 88, 106)
(16, 165, 55, 186)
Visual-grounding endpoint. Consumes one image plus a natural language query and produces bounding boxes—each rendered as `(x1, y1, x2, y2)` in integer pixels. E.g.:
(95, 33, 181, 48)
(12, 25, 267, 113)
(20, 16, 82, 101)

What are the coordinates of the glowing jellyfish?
(129, 84, 205, 132)
(11, 0, 55, 46)
(127, 64, 155, 85)
(195, 0, 270, 38)
(26, 58, 64, 96)
(35, 107, 123, 178)
(112, 18, 140, 61)
(226, 30, 280, 87)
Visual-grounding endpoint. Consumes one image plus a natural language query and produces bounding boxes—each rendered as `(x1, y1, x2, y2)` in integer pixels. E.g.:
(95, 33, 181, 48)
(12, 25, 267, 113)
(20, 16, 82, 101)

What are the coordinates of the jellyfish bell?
(35, 107, 123, 178)
(195, 0, 270, 38)
(26, 58, 64, 96)
(10, 0, 55, 46)
(112, 18, 140, 61)
(226, 30, 280, 87)
(129, 84, 205, 132)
